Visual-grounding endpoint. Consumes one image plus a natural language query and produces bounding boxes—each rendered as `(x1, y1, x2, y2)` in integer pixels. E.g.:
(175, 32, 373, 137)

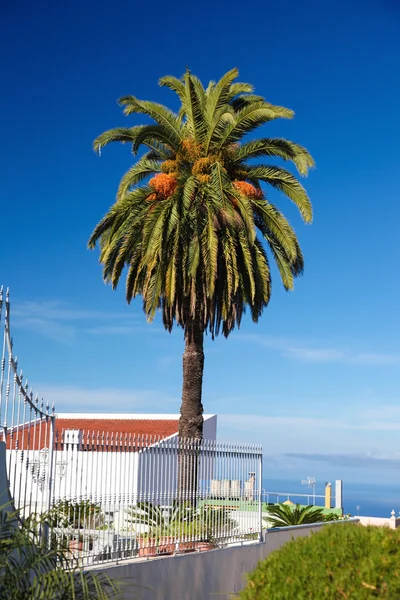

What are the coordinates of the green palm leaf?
(247, 165, 313, 222)
(0, 506, 121, 600)
(266, 503, 326, 527)
(232, 138, 315, 176)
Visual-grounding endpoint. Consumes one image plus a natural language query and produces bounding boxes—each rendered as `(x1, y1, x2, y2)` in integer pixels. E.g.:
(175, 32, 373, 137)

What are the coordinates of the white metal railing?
(262, 491, 332, 507)
(43, 434, 263, 565)
(0, 287, 55, 520)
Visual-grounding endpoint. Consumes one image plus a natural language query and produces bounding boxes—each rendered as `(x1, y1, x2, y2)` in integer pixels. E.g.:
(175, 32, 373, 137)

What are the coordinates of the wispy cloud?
(285, 452, 400, 470)
(12, 301, 129, 322)
(158, 354, 180, 370)
(239, 334, 400, 366)
(220, 410, 400, 434)
(221, 413, 343, 430)
(351, 353, 400, 366)
(86, 325, 161, 336)
(38, 384, 178, 413)
(12, 300, 144, 343)
(218, 412, 400, 468)
(14, 317, 77, 345)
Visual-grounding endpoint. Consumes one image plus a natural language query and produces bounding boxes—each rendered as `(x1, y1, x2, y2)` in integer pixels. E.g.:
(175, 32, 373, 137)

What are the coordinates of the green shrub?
(240, 523, 400, 599)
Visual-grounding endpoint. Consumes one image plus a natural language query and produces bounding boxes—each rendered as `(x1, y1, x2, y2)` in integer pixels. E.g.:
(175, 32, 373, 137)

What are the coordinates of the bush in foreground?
(240, 523, 400, 599)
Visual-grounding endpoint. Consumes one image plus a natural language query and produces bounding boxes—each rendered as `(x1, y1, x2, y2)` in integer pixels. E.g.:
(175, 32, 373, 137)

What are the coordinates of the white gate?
(0, 287, 55, 517)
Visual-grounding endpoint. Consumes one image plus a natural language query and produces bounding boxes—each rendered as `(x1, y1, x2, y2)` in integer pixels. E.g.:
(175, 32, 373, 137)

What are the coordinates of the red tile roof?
(3, 417, 179, 451)
(55, 418, 179, 438)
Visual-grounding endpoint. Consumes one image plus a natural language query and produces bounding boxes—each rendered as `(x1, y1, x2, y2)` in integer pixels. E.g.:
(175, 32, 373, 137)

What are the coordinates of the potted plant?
(68, 533, 84, 554)
(194, 506, 237, 551)
(128, 501, 195, 556)
(136, 533, 159, 557)
(49, 499, 103, 556)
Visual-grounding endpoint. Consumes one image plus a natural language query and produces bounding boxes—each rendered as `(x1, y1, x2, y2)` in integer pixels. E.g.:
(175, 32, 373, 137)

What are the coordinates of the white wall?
(6, 448, 140, 510)
(91, 521, 354, 600)
(357, 515, 400, 529)
(203, 415, 217, 440)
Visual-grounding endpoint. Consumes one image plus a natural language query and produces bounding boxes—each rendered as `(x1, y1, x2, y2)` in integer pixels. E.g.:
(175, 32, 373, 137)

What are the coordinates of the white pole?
(335, 480, 343, 510)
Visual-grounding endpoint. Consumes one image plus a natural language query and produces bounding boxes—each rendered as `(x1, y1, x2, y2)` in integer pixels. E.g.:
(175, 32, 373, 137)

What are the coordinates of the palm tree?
(124, 500, 194, 532)
(89, 68, 314, 439)
(265, 503, 325, 527)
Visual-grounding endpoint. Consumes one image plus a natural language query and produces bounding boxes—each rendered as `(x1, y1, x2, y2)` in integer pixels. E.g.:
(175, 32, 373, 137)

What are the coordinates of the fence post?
(46, 414, 55, 514)
(43, 413, 55, 546)
(258, 451, 263, 541)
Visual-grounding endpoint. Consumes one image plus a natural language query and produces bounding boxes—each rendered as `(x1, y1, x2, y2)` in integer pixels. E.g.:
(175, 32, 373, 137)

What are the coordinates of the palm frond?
(232, 138, 315, 175)
(116, 156, 162, 200)
(216, 101, 293, 149)
(183, 70, 207, 143)
(131, 124, 181, 154)
(266, 503, 325, 527)
(118, 97, 182, 147)
(158, 74, 186, 98)
(227, 81, 254, 97)
(0, 505, 121, 600)
(204, 68, 239, 127)
(247, 165, 313, 222)
(93, 126, 147, 155)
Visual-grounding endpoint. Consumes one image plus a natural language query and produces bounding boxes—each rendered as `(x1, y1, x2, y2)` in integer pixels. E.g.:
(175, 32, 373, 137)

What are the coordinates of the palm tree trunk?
(178, 319, 204, 502)
(179, 320, 204, 439)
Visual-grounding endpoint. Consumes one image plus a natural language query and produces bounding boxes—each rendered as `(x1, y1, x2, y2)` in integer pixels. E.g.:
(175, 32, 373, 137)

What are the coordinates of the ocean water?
(262, 479, 400, 518)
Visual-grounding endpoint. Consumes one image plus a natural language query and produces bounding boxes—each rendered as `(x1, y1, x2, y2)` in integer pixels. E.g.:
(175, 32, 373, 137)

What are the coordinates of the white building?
(6, 413, 217, 515)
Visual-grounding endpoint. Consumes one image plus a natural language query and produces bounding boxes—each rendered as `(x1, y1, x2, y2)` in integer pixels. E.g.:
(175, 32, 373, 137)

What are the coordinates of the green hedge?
(240, 523, 400, 599)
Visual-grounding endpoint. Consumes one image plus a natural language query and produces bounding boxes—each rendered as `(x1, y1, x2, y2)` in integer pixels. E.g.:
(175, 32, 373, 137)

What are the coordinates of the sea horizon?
(262, 478, 400, 518)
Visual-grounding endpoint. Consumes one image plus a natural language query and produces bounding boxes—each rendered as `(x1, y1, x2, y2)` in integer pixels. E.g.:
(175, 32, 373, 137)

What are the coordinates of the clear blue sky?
(2, 0, 400, 484)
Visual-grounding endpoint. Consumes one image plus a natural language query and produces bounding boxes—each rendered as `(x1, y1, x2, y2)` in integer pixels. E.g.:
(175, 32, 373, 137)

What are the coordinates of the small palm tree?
(124, 501, 236, 543)
(0, 506, 120, 599)
(50, 499, 103, 530)
(124, 501, 167, 531)
(194, 506, 237, 542)
(125, 500, 195, 532)
(89, 68, 314, 439)
(266, 503, 326, 527)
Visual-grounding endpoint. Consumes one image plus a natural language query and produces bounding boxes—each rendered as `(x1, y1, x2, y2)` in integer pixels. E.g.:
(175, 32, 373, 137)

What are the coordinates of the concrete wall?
(92, 521, 353, 600)
(358, 515, 400, 529)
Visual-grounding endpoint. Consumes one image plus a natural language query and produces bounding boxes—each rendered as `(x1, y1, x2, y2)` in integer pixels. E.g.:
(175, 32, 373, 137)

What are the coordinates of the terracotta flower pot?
(69, 539, 83, 554)
(138, 539, 158, 557)
(196, 541, 217, 552)
(178, 540, 196, 552)
(138, 538, 175, 557)
(157, 536, 176, 555)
